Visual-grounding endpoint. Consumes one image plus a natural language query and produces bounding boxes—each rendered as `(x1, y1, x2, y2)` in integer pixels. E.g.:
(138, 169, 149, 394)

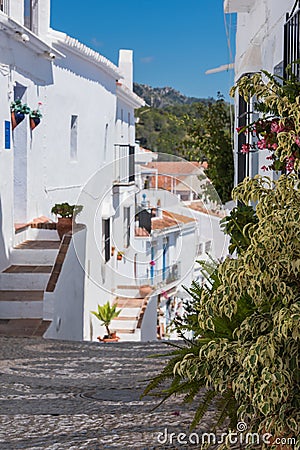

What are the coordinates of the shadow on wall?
(0, 196, 9, 271)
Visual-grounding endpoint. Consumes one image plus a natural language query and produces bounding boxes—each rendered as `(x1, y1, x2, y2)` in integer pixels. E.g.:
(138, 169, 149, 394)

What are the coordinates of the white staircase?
(0, 229, 60, 324)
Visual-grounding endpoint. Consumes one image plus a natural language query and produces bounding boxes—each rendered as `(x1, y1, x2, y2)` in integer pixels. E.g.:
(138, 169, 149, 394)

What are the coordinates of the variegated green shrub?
(144, 174, 300, 449)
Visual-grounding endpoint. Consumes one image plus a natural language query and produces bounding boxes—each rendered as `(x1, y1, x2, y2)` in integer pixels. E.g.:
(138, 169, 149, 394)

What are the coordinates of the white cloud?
(140, 56, 154, 64)
(91, 37, 103, 48)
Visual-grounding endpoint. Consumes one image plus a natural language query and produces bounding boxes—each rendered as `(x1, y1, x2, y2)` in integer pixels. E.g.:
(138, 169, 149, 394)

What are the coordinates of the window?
(129, 145, 135, 182)
(128, 112, 131, 142)
(70, 115, 78, 161)
(0, 0, 9, 14)
(284, 1, 300, 80)
(103, 219, 110, 263)
(124, 207, 131, 248)
(24, 0, 38, 33)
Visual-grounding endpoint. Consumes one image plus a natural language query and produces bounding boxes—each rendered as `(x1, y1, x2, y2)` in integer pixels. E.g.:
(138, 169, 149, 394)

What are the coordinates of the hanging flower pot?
(11, 111, 25, 130)
(10, 99, 30, 130)
(29, 104, 42, 130)
(30, 117, 41, 130)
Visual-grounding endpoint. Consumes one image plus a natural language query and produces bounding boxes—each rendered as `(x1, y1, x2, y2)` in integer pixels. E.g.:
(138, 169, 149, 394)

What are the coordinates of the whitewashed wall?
(228, 0, 295, 182)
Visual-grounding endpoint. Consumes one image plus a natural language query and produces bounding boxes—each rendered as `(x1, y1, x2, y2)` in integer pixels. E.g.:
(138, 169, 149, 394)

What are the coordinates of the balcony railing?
(284, 1, 300, 80)
(136, 262, 181, 287)
(113, 144, 135, 184)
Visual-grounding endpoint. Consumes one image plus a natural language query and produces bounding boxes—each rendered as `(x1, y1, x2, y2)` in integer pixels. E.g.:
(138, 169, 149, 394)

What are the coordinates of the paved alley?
(0, 337, 240, 449)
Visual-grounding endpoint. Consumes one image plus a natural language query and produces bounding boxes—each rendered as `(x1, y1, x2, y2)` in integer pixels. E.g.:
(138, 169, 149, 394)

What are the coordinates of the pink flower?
(257, 140, 265, 149)
(271, 143, 278, 150)
(241, 143, 250, 154)
(270, 121, 285, 133)
(261, 165, 269, 171)
(149, 260, 156, 266)
(38, 101, 43, 106)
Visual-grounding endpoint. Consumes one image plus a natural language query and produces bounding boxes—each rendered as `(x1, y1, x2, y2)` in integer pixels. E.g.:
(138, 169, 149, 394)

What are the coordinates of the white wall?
(44, 228, 86, 341)
(229, 0, 295, 182)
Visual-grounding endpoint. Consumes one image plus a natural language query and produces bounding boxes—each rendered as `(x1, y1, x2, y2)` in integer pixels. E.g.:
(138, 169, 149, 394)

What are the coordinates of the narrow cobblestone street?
(0, 337, 234, 450)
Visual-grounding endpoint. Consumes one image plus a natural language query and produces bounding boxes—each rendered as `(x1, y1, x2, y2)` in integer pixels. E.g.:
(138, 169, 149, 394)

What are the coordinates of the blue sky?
(50, 0, 236, 100)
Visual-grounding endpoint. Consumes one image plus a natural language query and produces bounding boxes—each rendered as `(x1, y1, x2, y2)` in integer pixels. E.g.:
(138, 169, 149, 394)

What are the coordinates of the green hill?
(133, 82, 213, 108)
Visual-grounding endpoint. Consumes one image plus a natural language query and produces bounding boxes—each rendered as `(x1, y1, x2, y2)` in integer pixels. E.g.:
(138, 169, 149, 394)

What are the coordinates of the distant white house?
(0, 0, 228, 342)
(224, 0, 298, 183)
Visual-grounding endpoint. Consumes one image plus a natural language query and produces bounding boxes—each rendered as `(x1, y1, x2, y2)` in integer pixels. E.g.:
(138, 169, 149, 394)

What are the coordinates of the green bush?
(144, 175, 300, 449)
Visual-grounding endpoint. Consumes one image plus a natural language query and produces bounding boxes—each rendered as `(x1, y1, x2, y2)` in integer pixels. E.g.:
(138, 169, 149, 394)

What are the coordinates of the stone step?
(0, 290, 44, 319)
(118, 307, 141, 317)
(14, 240, 60, 250)
(0, 290, 44, 301)
(114, 328, 136, 334)
(114, 297, 144, 308)
(110, 319, 138, 329)
(0, 319, 51, 337)
(3, 265, 53, 273)
(10, 248, 58, 265)
(10, 237, 60, 267)
(0, 273, 50, 290)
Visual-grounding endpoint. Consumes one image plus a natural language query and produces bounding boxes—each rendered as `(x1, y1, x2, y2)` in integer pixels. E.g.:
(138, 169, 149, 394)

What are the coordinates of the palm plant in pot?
(91, 301, 122, 342)
(51, 202, 83, 240)
(10, 99, 31, 130)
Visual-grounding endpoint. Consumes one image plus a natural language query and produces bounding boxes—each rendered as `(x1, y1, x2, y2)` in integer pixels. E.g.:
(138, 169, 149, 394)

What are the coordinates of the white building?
(225, 0, 298, 183)
(0, 1, 228, 342)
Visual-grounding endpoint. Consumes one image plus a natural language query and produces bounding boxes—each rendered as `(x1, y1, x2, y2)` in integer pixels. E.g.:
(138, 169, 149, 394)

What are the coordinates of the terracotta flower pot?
(11, 111, 25, 130)
(56, 217, 73, 240)
(30, 117, 40, 130)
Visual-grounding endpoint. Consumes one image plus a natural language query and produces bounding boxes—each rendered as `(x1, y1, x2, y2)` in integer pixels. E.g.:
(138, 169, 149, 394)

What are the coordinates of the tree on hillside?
(179, 95, 234, 204)
(135, 96, 234, 204)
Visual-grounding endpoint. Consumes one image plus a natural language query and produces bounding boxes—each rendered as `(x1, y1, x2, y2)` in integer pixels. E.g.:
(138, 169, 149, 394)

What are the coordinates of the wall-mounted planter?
(11, 111, 25, 130)
(30, 117, 41, 130)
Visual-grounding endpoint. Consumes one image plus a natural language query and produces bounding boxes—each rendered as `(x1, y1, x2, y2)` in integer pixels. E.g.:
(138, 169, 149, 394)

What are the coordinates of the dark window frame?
(103, 219, 110, 263)
(284, 0, 300, 80)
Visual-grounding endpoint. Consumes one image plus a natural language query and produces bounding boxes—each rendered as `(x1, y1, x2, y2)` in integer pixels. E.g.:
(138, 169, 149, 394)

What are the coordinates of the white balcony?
(224, 0, 254, 13)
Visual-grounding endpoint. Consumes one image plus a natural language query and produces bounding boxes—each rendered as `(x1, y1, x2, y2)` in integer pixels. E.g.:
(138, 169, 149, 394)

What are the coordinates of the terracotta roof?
(151, 211, 195, 231)
(135, 227, 150, 237)
(187, 201, 226, 218)
(145, 161, 203, 191)
(135, 210, 195, 235)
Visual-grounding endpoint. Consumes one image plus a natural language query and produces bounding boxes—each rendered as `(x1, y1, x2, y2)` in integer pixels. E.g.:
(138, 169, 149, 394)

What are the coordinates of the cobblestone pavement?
(0, 337, 241, 450)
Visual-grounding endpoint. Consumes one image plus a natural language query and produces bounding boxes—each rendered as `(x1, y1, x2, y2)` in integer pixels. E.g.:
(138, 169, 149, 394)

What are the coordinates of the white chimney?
(118, 49, 133, 90)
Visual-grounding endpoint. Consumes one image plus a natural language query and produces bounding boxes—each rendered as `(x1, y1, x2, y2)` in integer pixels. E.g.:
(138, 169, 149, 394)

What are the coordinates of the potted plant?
(30, 102, 43, 130)
(117, 251, 124, 261)
(91, 301, 121, 342)
(10, 99, 31, 130)
(51, 202, 83, 240)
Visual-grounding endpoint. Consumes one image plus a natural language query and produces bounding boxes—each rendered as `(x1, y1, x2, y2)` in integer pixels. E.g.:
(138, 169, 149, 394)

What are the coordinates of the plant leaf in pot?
(91, 301, 121, 339)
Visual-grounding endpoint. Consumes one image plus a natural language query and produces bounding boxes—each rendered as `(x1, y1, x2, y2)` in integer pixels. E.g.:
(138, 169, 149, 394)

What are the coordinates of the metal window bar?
(0, 0, 9, 14)
(136, 262, 181, 287)
(284, 1, 300, 80)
